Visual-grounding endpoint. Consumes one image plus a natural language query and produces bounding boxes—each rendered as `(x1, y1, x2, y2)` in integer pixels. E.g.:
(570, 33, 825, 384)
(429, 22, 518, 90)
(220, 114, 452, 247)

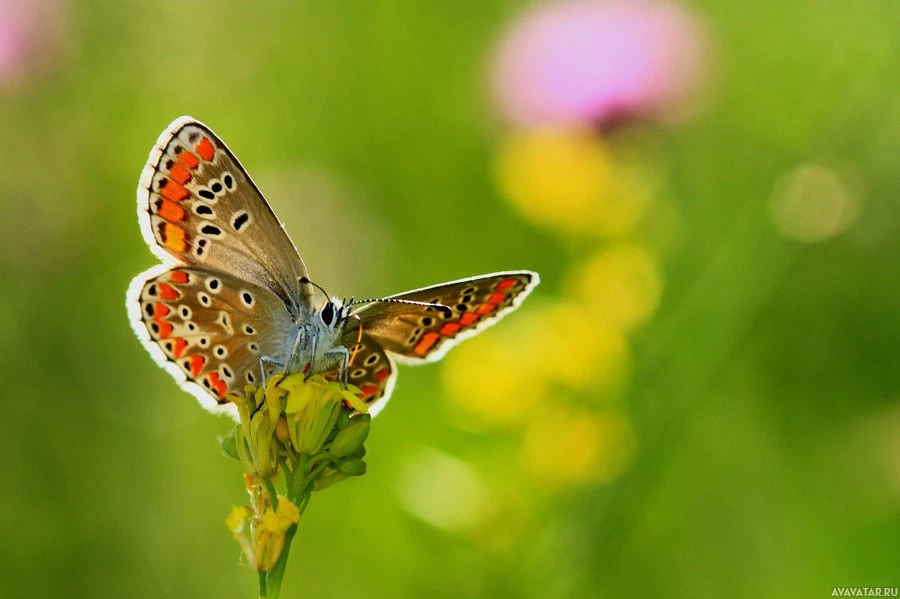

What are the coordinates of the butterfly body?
(128, 117, 538, 418)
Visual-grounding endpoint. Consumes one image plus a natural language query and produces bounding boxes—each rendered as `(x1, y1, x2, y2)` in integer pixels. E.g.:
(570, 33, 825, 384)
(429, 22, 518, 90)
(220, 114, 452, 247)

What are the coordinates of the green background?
(0, 1, 897, 597)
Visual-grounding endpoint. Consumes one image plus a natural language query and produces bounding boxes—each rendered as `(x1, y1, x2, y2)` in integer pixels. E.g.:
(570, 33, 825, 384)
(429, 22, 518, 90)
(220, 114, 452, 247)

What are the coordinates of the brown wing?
(127, 265, 295, 410)
(339, 332, 396, 416)
(355, 271, 539, 363)
(137, 116, 313, 313)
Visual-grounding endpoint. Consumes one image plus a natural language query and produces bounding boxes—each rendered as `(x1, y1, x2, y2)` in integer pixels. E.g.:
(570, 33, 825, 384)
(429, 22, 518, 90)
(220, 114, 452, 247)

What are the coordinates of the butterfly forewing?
(138, 117, 313, 314)
(129, 265, 294, 408)
(354, 271, 538, 363)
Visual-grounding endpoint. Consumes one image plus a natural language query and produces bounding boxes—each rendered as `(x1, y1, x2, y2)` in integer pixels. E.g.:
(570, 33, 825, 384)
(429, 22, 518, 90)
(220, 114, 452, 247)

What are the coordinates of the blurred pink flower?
(0, 0, 68, 88)
(492, 0, 707, 128)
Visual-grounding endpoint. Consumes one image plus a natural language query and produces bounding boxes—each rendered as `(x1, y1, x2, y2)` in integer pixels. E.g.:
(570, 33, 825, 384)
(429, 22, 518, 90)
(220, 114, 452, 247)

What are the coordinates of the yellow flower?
(569, 243, 663, 332)
(521, 408, 634, 486)
(442, 327, 547, 426)
(226, 505, 249, 534)
(254, 497, 301, 571)
(494, 129, 653, 237)
(442, 300, 632, 425)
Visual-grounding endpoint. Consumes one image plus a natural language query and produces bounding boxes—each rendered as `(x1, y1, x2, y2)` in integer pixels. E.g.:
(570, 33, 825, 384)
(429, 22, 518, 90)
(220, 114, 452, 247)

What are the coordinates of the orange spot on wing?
(168, 162, 192, 184)
(374, 367, 389, 382)
(195, 137, 215, 161)
(496, 278, 517, 291)
(488, 292, 506, 304)
(157, 320, 173, 339)
(177, 151, 200, 170)
(162, 224, 187, 252)
(172, 338, 187, 358)
(414, 331, 441, 356)
(156, 199, 186, 222)
(157, 283, 180, 300)
(440, 322, 461, 336)
(190, 354, 206, 377)
(207, 372, 227, 399)
(459, 313, 480, 326)
(359, 384, 380, 400)
(475, 304, 496, 315)
(153, 302, 169, 320)
(159, 179, 189, 202)
(169, 271, 189, 284)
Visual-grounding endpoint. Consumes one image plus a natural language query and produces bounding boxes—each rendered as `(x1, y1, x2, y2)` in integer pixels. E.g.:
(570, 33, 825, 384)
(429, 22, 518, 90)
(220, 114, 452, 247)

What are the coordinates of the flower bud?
(337, 457, 367, 476)
(298, 398, 341, 454)
(218, 427, 240, 461)
(328, 415, 370, 458)
(275, 417, 290, 443)
(313, 471, 348, 491)
(333, 406, 351, 435)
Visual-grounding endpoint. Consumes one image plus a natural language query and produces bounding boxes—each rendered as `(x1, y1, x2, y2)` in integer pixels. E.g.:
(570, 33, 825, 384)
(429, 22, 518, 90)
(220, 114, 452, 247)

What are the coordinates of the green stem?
(258, 570, 268, 598)
(291, 454, 310, 499)
(263, 522, 298, 598)
(262, 457, 315, 599)
(262, 477, 279, 508)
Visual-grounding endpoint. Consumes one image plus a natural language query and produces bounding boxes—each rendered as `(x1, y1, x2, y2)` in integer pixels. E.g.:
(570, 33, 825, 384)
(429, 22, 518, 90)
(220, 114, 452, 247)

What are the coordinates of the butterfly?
(127, 116, 539, 418)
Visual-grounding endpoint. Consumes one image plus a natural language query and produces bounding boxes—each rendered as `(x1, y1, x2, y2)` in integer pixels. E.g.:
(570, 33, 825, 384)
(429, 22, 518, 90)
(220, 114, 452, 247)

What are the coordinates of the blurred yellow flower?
(442, 326, 547, 426)
(537, 302, 632, 396)
(442, 300, 631, 426)
(589, 411, 636, 484)
(569, 243, 663, 332)
(521, 408, 634, 486)
(495, 129, 610, 231)
(494, 129, 651, 237)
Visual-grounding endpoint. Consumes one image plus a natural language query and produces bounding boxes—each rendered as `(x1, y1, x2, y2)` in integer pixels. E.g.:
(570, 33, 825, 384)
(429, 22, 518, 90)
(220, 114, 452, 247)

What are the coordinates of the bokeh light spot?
(397, 448, 494, 532)
(768, 163, 859, 243)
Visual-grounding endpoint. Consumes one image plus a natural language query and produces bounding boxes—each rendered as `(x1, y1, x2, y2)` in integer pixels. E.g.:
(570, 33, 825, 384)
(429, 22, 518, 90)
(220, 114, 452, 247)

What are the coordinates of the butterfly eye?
(320, 303, 336, 327)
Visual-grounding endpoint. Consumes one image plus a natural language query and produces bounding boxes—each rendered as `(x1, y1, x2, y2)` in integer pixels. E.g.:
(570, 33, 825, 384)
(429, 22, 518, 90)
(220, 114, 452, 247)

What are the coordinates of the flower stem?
(262, 476, 279, 508)
(261, 459, 315, 599)
(258, 571, 268, 598)
(263, 522, 298, 598)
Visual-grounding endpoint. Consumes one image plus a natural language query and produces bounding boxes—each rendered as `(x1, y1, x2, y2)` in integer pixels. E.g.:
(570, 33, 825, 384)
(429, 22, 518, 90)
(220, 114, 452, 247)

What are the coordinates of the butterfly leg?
(323, 346, 350, 388)
(258, 355, 287, 391)
(303, 331, 318, 380)
(284, 326, 307, 375)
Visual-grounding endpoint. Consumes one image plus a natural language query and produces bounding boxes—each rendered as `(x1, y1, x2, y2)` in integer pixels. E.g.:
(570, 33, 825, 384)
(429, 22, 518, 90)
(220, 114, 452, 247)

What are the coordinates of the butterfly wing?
(138, 116, 313, 314)
(339, 332, 397, 416)
(339, 271, 537, 414)
(351, 270, 538, 357)
(127, 264, 296, 416)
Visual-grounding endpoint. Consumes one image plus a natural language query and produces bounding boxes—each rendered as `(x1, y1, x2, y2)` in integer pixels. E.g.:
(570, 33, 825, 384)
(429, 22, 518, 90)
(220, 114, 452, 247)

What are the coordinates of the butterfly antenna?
(348, 297, 453, 314)
(298, 276, 331, 300)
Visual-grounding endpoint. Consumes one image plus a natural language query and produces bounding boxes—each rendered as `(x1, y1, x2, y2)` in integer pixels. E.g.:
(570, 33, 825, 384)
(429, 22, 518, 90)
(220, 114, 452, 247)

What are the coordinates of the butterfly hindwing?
(127, 264, 295, 411)
(138, 116, 313, 313)
(354, 271, 539, 363)
(340, 332, 397, 416)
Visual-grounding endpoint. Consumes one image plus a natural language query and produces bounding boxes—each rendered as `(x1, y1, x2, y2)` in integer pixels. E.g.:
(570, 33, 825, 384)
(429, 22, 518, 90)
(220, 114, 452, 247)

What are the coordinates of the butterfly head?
(299, 276, 353, 331)
(318, 297, 354, 330)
